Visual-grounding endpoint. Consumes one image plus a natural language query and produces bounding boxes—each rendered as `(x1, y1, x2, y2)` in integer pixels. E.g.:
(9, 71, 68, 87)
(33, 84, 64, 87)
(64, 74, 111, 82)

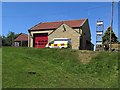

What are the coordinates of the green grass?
(2, 47, 119, 88)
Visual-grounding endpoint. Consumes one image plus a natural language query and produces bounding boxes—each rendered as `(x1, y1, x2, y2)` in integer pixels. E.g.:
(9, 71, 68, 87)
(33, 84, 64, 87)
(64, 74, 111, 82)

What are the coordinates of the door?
(34, 33, 48, 48)
(15, 42, 19, 47)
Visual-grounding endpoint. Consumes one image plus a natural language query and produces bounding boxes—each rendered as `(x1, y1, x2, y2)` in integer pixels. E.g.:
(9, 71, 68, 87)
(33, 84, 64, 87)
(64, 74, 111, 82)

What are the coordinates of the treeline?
(0, 31, 20, 46)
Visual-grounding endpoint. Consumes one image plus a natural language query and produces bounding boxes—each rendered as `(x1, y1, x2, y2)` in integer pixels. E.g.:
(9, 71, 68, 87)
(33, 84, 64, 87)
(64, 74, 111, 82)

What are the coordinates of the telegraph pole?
(109, 0, 114, 52)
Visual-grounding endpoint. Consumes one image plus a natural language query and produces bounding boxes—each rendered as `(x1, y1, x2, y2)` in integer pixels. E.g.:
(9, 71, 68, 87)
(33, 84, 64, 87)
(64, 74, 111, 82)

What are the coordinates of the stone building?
(28, 18, 94, 50)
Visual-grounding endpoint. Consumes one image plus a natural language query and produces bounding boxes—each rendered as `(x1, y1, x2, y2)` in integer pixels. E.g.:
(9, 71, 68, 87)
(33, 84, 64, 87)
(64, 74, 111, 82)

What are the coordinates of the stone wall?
(49, 24, 81, 49)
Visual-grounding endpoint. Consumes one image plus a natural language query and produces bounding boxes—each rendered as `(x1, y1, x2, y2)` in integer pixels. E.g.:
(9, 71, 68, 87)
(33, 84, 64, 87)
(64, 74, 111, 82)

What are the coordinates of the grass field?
(2, 47, 119, 88)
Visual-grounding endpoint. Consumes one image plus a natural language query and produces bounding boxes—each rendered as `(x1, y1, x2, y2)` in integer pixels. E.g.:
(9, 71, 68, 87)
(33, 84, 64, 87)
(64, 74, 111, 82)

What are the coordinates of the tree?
(102, 27, 118, 50)
(2, 35, 7, 46)
(7, 31, 16, 46)
(2, 31, 19, 46)
(0, 35, 2, 47)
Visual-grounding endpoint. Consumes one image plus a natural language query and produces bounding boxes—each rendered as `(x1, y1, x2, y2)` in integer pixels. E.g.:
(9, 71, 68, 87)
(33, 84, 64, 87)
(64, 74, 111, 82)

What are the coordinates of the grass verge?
(2, 47, 119, 88)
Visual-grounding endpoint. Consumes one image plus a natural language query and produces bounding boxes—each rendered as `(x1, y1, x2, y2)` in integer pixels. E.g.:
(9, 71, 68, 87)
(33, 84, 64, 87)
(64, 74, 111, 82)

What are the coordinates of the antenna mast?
(109, 0, 114, 52)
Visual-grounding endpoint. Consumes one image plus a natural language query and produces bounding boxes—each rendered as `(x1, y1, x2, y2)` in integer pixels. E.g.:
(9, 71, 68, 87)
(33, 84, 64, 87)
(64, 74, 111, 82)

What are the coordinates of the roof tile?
(14, 33, 28, 41)
(30, 19, 85, 31)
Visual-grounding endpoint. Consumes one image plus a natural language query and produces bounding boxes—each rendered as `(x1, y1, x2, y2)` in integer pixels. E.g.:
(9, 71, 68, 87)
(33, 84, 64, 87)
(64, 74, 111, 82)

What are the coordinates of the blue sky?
(2, 2, 119, 46)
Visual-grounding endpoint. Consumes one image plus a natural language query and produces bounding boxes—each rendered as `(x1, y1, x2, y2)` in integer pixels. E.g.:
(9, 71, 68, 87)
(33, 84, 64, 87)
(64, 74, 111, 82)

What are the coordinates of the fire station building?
(28, 18, 94, 50)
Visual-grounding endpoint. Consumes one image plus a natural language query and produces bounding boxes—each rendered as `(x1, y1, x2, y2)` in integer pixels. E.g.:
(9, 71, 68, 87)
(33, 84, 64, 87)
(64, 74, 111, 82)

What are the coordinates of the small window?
(49, 41, 54, 44)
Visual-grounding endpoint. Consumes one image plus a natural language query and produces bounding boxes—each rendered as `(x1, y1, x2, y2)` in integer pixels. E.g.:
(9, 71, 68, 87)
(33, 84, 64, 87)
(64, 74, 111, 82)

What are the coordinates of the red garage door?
(34, 33, 48, 48)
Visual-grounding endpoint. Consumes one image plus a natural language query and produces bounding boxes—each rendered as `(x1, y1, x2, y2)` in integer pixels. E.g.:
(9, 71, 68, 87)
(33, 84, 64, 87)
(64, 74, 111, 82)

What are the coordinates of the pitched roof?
(14, 33, 28, 41)
(29, 19, 86, 31)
